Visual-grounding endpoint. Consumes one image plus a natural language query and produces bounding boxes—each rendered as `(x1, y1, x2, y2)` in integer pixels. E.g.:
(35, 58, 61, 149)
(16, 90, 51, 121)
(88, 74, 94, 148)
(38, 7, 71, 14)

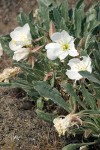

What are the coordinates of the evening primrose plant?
(0, 0, 100, 150)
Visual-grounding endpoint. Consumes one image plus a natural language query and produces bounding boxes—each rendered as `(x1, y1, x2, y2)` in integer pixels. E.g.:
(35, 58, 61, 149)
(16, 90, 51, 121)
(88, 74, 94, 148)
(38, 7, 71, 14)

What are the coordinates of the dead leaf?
(84, 129, 92, 138)
(28, 56, 37, 68)
(49, 20, 56, 37)
(31, 45, 44, 53)
(44, 72, 53, 81)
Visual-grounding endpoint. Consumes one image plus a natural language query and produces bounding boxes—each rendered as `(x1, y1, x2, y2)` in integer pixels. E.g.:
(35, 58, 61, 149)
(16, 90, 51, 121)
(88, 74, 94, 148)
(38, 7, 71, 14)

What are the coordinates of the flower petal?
(50, 32, 61, 43)
(82, 56, 92, 73)
(68, 58, 80, 66)
(10, 23, 32, 43)
(68, 42, 79, 56)
(58, 51, 69, 61)
(47, 49, 59, 60)
(68, 49, 79, 57)
(22, 23, 30, 33)
(45, 43, 60, 49)
(9, 41, 22, 51)
(13, 48, 30, 61)
(66, 70, 82, 80)
(61, 30, 74, 43)
(45, 43, 61, 60)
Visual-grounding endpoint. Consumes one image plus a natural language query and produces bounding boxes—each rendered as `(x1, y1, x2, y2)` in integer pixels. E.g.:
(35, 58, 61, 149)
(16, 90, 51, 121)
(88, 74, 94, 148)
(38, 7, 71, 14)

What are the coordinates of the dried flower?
(53, 114, 82, 136)
(0, 67, 21, 82)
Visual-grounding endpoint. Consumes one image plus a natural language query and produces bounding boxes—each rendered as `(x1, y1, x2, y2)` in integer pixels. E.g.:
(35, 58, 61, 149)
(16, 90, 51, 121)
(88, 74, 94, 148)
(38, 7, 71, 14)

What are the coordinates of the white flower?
(9, 23, 32, 51)
(45, 30, 79, 61)
(53, 114, 82, 136)
(66, 56, 92, 80)
(0, 43, 3, 57)
(13, 48, 30, 61)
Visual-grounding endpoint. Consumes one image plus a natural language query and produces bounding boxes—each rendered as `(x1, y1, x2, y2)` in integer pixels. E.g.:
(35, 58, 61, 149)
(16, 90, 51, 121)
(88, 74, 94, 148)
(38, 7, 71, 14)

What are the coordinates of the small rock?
(19, 101, 33, 110)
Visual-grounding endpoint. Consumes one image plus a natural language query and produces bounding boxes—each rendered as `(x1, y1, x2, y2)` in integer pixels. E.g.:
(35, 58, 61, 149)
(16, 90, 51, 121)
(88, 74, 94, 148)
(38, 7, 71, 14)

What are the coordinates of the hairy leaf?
(33, 81, 70, 112)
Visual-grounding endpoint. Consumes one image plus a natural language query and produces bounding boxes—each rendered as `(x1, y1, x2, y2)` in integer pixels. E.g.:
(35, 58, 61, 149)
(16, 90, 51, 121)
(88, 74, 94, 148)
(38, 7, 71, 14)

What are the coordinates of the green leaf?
(0, 37, 13, 56)
(37, 98, 44, 110)
(33, 81, 70, 112)
(62, 142, 95, 150)
(36, 109, 56, 122)
(81, 85, 97, 110)
(76, 0, 84, 9)
(61, 0, 68, 22)
(0, 82, 11, 87)
(61, 83, 87, 109)
(73, 3, 85, 37)
(78, 109, 100, 115)
(37, 0, 53, 7)
(17, 12, 28, 26)
(53, 8, 62, 29)
(29, 10, 33, 22)
(79, 71, 100, 85)
(84, 21, 100, 50)
(75, 9, 82, 37)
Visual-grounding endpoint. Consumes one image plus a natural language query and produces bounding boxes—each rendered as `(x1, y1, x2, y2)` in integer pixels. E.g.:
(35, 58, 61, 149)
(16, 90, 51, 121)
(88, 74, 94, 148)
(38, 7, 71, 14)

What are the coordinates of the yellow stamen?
(62, 43, 69, 51)
(13, 40, 16, 44)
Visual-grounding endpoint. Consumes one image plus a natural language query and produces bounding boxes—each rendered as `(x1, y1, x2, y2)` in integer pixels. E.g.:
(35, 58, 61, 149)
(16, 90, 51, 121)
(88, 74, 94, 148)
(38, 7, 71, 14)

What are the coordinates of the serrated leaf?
(61, 83, 87, 109)
(53, 8, 62, 29)
(36, 109, 56, 122)
(75, 9, 82, 37)
(73, 4, 85, 37)
(61, 0, 68, 22)
(33, 81, 70, 112)
(17, 12, 28, 26)
(37, 0, 53, 7)
(79, 71, 100, 85)
(76, 0, 84, 9)
(29, 10, 33, 22)
(84, 21, 100, 50)
(0, 37, 13, 56)
(81, 85, 97, 110)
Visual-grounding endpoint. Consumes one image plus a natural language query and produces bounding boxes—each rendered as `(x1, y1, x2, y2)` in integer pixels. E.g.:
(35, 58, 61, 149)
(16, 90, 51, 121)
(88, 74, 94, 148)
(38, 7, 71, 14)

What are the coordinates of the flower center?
(13, 34, 31, 46)
(20, 34, 30, 45)
(76, 64, 87, 71)
(62, 43, 69, 51)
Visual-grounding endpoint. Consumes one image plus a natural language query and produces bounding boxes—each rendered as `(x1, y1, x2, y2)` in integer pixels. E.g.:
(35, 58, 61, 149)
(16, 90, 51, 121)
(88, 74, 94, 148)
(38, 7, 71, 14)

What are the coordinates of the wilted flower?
(45, 30, 79, 61)
(9, 23, 32, 51)
(80, 146, 88, 150)
(66, 56, 92, 80)
(0, 43, 3, 57)
(33, 9, 39, 18)
(53, 114, 82, 136)
(0, 67, 20, 82)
